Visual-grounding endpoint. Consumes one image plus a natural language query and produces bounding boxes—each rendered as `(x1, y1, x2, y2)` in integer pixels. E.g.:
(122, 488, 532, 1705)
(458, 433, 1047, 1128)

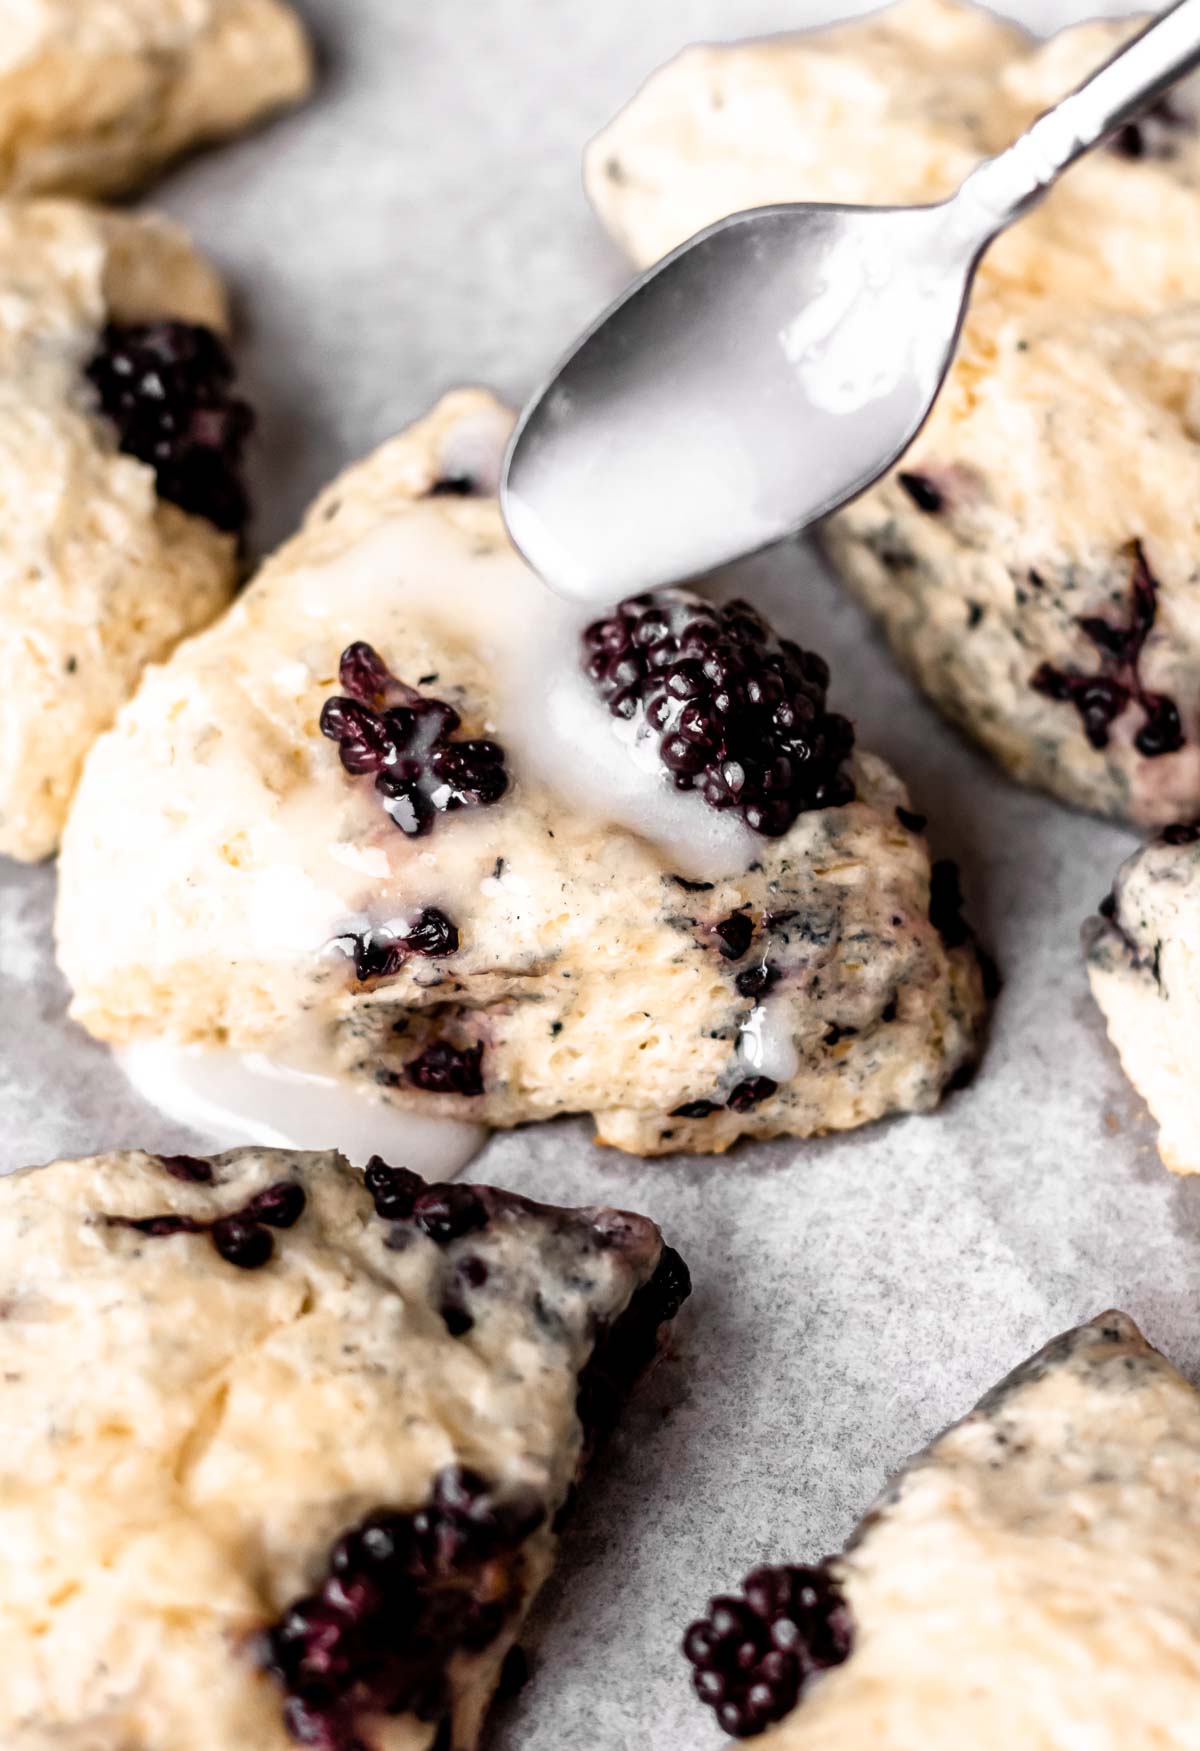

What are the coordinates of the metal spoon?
(502, 0, 1200, 605)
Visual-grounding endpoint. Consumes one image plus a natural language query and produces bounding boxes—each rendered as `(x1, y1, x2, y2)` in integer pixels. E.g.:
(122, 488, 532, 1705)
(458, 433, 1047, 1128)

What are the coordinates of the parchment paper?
(1, 3, 1194, 1746)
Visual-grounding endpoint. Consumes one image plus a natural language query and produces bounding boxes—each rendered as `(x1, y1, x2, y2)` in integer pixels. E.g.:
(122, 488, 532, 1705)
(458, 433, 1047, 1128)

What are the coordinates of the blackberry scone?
(0, 0, 311, 199)
(57, 389, 986, 1158)
(587, 0, 1200, 826)
(1086, 823, 1200, 1175)
(0, 199, 253, 862)
(0, 1143, 688, 1750)
(684, 1312, 1200, 1745)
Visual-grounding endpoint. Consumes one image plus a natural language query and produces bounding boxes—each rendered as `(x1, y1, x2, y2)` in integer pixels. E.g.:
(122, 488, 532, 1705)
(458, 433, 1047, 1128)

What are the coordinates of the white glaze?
(121, 1043, 487, 1176)
(737, 1000, 802, 1084)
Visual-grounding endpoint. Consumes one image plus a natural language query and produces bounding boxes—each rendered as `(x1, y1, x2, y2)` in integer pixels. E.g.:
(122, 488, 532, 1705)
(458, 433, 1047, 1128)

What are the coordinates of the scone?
(586, 0, 1200, 826)
(56, 388, 987, 1159)
(0, 1143, 689, 1750)
(684, 1312, 1200, 1745)
(1085, 822, 1200, 1174)
(0, 0, 312, 199)
(0, 199, 253, 862)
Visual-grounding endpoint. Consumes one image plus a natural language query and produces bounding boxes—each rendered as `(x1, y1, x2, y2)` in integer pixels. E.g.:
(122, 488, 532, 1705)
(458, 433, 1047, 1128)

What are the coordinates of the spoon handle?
(957, 0, 1200, 233)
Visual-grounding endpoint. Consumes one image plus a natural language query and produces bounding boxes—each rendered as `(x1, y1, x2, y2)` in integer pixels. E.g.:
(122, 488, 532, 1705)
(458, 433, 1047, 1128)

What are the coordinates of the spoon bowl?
(502, 199, 979, 604)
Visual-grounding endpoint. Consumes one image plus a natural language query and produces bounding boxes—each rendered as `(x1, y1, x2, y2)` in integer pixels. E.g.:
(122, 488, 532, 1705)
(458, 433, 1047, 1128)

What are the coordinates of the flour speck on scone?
(57, 389, 988, 1159)
(682, 1314, 1200, 1746)
(0, 1145, 688, 1751)
(0, 201, 253, 863)
(586, 0, 1200, 826)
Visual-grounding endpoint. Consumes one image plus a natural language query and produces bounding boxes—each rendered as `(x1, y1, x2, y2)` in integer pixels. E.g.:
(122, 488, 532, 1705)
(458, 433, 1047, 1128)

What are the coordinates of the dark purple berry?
(85, 321, 253, 537)
(321, 644, 509, 839)
(364, 1157, 425, 1220)
(670, 1099, 719, 1119)
(736, 962, 780, 1000)
(1031, 545, 1185, 759)
(928, 860, 970, 950)
(158, 1154, 214, 1183)
(582, 592, 854, 838)
(406, 1041, 484, 1098)
(683, 1562, 853, 1738)
(714, 912, 754, 960)
(1163, 821, 1200, 845)
(895, 806, 927, 833)
(350, 908, 460, 982)
(249, 1182, 307, 1229)
(575, 1245, 691, 1451)
(429, 474, 474, 496)
(211, 1215, 274, 1270)
(897, 471, 943, 514)
(412, 1185, 488, 1245)
(726, 1078, 777, 1112)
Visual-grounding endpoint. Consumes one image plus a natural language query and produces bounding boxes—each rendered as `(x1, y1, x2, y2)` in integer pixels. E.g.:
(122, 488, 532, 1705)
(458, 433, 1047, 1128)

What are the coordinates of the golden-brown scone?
(0, 199, 249, 861)
(0, 0, 312, 198)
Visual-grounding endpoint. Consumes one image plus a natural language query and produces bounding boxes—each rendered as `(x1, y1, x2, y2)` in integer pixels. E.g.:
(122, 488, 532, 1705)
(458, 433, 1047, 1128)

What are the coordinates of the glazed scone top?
(0, 0, 312, 198)
(57, 388, 985, 1154)
(0, 1145, 674, 1751)
(0, 200, 239, 861)
(755, 1313, 1200, 1748)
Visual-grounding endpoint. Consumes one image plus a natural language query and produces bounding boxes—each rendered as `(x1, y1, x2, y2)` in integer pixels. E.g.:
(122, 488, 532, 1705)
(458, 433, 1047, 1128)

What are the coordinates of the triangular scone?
(0, 199, 252, 862)
(57, 389, 986, 1156)
(0, 0, 312, 199)
(1086, 827, 1200, 1174)
(586, 0, 1200, 827)
(686, 1313, 1200, 1747)
(0, 1144, 688, 1750)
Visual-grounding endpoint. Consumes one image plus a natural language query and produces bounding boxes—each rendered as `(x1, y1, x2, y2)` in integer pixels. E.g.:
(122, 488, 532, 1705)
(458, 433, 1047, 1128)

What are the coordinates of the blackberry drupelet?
(582, 592, 855, 837)
(683, 1562, 853, 1738)
(85, 321, 254, 537)
(575, 1244, 691, 1450)
(321, 643, 508, 838)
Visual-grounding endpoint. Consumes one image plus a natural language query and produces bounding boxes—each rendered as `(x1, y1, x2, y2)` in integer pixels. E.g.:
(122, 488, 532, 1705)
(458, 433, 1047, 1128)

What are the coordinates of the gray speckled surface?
(2, 3, 1197, 1748)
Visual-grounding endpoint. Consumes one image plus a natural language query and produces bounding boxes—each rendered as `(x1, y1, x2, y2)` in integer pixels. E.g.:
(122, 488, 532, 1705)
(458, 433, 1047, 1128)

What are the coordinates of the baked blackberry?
(105, 1179, 306, 1271)
(85, 321, 254, 538)
(263, 1467, 545, 1749)
(1032, 544, 1185, 758)
(582, 592, 855, 837)
(341, 908, 460, 981)
(683, 1562, 853, 1738)
(321, 643, 508, 838)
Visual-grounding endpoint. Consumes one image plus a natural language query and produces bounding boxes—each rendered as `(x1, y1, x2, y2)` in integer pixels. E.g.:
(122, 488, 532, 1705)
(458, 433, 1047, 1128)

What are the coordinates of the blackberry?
(670, 1099, 719, 1119)
(321, 643, 508, 839)
(412, 1185, 488, 1245)
(104, 1179, 305, 1271)
(406, 1040, 484, 1097)
(727, 1077, 777, 1112)
(897, 471, 943, 514)
(263, 1468, 544, 1749)
(364, 1157, 425, 1221)
(582, 592, 854, 837)
(895, 806, 927, 834)
(736, 962, 779, 1000)
(85, 321, 254, 537)
(158, 1154, 214, 1183)
(1032, 544, 1185, 758)
(1111, 95, 1192, 160)
(928, 860, 970, 950)
(683, 1563, 853, 1738)
(714, 912, 754, 960)
(575, 1245, 691, 1451)
(1163, 821, 1200, 845)
(346, 908, 460, 982)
